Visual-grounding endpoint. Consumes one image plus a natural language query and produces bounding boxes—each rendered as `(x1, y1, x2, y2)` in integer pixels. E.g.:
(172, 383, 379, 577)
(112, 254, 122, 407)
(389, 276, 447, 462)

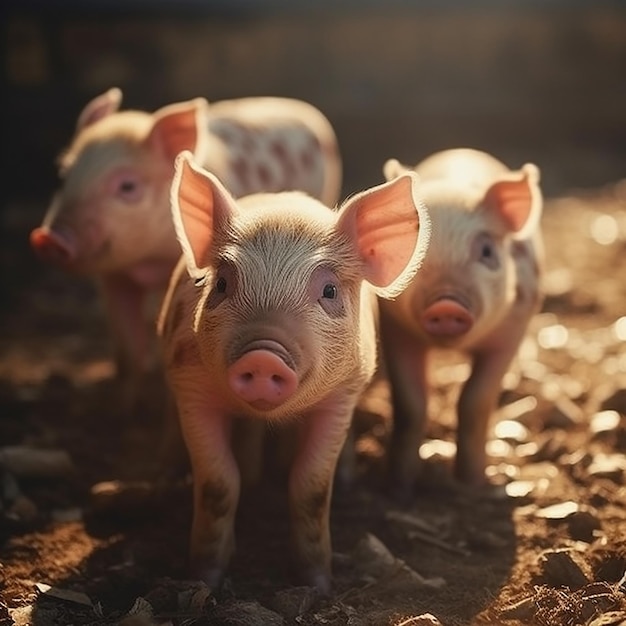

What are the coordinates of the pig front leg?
(288, 394, 355, 594)
(456, 345, 520, 485)
(172, 378, 240, 587)
(379, 314, 429, 502)
(99, 273, 151, 411)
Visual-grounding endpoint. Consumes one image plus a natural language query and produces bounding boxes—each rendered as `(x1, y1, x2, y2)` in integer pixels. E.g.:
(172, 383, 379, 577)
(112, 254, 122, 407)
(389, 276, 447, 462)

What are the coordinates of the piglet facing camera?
(158, 151, 430, 592)
(380, 148, 544, 498)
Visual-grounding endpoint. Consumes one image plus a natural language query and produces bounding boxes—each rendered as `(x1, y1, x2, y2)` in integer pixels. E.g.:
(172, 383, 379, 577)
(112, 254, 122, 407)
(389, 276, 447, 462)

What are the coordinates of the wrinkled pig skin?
(157, 151, 430, 593)
(380, 148, 543, 497)
(30, 87, 342, 408)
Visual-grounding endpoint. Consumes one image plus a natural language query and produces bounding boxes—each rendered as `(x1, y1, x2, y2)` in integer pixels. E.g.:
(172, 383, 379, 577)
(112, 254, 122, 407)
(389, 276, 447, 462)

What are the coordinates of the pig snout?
(30, 227, 75, 266)
(422, 298, 474, 337)
(228, 341, 298, 411)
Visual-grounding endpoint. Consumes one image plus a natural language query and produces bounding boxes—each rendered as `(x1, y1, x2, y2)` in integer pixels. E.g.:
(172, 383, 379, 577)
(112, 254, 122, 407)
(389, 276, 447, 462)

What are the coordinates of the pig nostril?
(242, 372, 253, 382)
(271, 375, 282, 384)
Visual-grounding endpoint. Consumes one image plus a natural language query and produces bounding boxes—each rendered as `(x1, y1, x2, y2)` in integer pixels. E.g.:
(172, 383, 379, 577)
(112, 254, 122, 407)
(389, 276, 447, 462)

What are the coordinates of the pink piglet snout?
(422, 298, 474, 337)
(30, 227, 76, 266)
(228, 345, 298, 411)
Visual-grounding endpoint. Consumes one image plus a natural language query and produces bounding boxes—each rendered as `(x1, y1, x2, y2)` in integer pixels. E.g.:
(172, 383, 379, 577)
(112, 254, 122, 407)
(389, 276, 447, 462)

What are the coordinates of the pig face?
(30, 88, 207, 276)
(383, 158, 541, 349)
(165, 151, 431, 420)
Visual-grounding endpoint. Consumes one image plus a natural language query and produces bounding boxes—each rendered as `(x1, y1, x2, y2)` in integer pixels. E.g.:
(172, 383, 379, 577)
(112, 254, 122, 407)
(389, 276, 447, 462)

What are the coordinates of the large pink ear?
(170, 151, 239, 278)
(147, 98, 209, 164)
(337, 172, 431, 299)
(482, 163, 542, 238)
(76, 87, 122, 130)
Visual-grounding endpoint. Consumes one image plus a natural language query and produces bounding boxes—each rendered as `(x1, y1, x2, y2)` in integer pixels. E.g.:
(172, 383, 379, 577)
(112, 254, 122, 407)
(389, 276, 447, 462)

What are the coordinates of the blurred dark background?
(4, 0, 626, 207)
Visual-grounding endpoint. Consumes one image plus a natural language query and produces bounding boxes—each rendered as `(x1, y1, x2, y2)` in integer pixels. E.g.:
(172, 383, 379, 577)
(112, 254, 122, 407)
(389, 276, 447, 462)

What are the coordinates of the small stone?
(567, 509, 602, 542)
(419, 439, 456, 460)
(35, 583, 92, 606)
(536, 500, 579, 520)
(590, 410, 622, 435)
(494, 420, 529, 443)
(352, 533, 397, 578)
(0, 446, 74, 478)
(505, 480, 535, 498)
(538, 548, 591, 589)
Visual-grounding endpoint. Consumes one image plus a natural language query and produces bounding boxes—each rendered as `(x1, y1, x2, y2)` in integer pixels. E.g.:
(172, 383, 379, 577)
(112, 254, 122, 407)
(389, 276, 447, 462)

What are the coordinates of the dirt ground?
(2, 173, 626, 626)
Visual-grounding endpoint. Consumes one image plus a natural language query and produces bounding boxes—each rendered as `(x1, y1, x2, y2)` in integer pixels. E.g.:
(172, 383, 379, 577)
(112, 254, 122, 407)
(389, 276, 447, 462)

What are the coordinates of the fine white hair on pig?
(380, 148, 543, 498)
(158, 150, 430, 592)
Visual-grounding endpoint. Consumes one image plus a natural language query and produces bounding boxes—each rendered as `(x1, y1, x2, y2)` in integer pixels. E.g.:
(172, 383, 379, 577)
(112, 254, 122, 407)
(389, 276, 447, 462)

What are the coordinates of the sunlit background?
(5, 0, 626, 204)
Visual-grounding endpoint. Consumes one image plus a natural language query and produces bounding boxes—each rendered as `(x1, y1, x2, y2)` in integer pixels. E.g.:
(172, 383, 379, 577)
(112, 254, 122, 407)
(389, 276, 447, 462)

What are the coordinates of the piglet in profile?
(380, 148, 543, 497)
(158, 151, 430, 592)
(29, 88, 342, 404)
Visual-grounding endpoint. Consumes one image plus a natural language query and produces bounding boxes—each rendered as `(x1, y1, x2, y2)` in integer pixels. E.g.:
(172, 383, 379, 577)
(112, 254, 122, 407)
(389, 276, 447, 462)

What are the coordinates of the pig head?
(158, 151, 430, 592)
(379, 148, 543, 496)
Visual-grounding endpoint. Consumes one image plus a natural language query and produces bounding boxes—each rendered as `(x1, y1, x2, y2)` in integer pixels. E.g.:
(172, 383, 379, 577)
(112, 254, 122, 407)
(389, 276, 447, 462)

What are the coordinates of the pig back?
(415, 148, 509, 191)
(203, 97, 341, 207)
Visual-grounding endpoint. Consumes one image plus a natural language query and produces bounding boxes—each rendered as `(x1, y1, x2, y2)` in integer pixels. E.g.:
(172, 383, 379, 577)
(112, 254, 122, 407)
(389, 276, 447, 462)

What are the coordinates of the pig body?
(30, 89, 342, 399)
(158, 151, 430, 592)
(380, 149, 543, 495)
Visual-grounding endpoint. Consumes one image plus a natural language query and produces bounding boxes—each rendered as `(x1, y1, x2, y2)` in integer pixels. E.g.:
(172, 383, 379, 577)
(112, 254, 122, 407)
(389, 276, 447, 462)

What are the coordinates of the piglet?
(30, 88, 342, 403)
(380, 148, 543, 497)
(157, 151, 430, 592)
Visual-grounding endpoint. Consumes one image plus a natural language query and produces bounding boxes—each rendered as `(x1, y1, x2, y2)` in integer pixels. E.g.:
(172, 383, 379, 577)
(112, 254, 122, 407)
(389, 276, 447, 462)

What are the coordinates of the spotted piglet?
(380, 148, 543, 498)
(158, 151, 430, 592)
(30, 88, 341, 404)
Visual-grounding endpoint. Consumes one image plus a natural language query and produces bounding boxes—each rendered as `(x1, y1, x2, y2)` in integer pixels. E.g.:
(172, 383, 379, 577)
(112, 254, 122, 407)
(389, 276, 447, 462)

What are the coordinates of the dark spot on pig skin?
(257, 163, 272, 186)
(200, 479, 231, 518)
(171, 339, 201, 368)
(231, 159, 250, 187)
(300, 147, 315, 170)
(271, 141, 297, 183)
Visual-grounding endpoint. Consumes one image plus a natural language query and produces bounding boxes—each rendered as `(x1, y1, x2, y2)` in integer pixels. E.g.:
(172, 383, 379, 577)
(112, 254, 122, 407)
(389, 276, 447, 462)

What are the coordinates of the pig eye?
(205, 264, 235, 310)
(110, 169, 144, 203)
(311, 267, 345, 317)
(474, 232, 500, 270)
(322, 283, 337, 299)
(216, 276, 227, 293)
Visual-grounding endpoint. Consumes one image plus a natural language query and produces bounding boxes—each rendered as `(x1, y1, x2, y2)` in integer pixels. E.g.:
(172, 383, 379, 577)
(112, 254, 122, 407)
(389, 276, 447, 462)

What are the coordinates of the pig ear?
(148, 98, 209, 164)
(382, 158, 411, 182)
(76, 87, 122, 130)
(170, 151, 239, 278)
(337, 172, 431, 299)
(482, 163, 542, 239)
